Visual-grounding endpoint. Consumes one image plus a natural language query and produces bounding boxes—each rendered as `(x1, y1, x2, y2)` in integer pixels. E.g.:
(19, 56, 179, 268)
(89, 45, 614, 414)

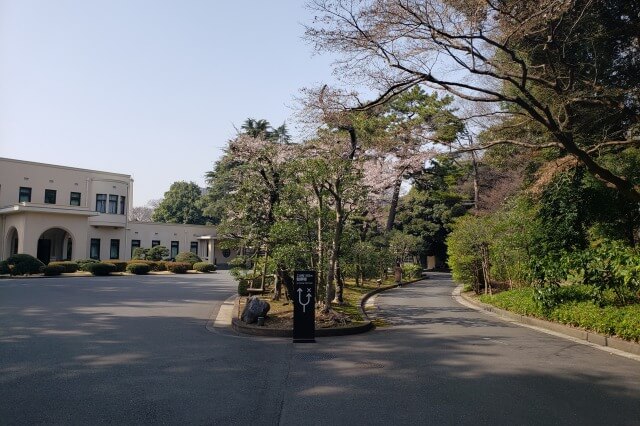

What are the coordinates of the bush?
(147, 245, 169, 261)
(131, 247, 149, 260)
(77, 259, 99, 272)
(238, 279, 249, 296)
(43, 265, 64, 276)
(175, 252, 202, 267)
(402, 263, 423, 280)
(0, 261, 9, 275)
(86, 262, 116, 276)
(6, 254, 45, 275)
(126, 263, 150, 275)
(104, 260, 127, 272)
(48, 261, 79, 273)
(193, 262, 216, 273)
(165, 262, 190, 274)
(128, 260, 166, 272)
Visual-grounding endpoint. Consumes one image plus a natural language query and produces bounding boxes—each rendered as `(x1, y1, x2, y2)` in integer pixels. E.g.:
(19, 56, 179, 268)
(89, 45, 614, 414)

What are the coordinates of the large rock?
(241, 296, 270, 324)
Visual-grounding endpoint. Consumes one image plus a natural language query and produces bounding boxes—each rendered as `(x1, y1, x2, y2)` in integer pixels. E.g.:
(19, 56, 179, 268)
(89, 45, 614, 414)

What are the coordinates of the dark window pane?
(108, 195, 118, 214)
(19, 187, 31, 203)
(152, 240, 160, 247)
(110, 239, 120, 259)
(119, 196, 126, 215)
(70, 192, 81, 206)
(131, 240, 140, 257)
(44, 189, 56, 204)
(96, 194, 106, 213)
(190, 242, 198, 254)
(171, 241, 179, 258)
(90, 238, 100, 260)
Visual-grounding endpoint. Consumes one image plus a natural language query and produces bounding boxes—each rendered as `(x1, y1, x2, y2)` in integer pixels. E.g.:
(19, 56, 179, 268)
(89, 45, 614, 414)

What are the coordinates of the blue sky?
(0, 1, 338, 205)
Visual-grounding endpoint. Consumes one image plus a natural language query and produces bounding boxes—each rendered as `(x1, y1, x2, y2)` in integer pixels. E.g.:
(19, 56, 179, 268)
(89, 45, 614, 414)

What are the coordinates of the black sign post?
(293, 270, 316, 343)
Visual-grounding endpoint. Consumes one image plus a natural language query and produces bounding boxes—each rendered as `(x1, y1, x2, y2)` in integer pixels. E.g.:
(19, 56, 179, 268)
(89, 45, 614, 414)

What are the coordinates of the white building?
(0, 157, 234, 265)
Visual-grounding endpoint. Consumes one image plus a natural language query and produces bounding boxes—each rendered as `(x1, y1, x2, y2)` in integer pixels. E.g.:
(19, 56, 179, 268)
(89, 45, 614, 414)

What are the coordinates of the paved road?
(1, 272, 639, 425)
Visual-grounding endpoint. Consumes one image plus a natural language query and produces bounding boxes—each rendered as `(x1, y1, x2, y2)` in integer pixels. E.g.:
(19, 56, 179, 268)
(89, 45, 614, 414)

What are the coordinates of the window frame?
(190, 241, 198, 254)
(131, 239, 141, 257)
(170, 241, 179, 259)
(152, 240, 160, 247)
(119, 196, 126, 215)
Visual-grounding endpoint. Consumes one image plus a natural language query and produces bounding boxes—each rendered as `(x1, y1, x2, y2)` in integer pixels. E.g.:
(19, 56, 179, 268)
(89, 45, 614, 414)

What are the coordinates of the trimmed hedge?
(175, 252, 202, 267)
(77, 259, 100, 272)
(128, 260, 166, 272)
(238, 279, 249, 296)
(165, 262, 190, 274)
(0, 261, 9, 275)
(43, 265, 64, 276)
(86, 262, 117, 276)
(6, 254, 45, 275)
(104, 260, 127, 272)
(126, 263, 150, 275)
(193, 262, 216, 273)
(48, 261, 79, 273)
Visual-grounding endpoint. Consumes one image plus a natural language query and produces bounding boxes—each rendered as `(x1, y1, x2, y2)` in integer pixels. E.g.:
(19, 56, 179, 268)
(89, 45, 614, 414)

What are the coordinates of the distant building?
(0, 158, 234, 265)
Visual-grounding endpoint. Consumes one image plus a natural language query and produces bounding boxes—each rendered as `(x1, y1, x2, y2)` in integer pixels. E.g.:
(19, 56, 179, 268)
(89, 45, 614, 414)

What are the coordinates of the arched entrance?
(5, 227, 19, 258)
(37, 228, 73, 264)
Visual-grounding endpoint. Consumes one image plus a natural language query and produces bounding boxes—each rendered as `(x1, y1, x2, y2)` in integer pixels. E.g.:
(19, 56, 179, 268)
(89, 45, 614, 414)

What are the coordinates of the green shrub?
(165, 262, 190, 274)
(131, 247, 149, 260)
(175, 252, 202, 267)
(43, 265, 64, 276)
(402, 263, 423, 280)
(0, 261, 10, 275)
(238, 279, 249, 296)
(128, 260, 166, 272)
(126, 263, 150, 275)
(6, 254, 45, 275)
(48, 261, 79, 273)
(86, 262, 116, 276)
(193, 262, 216, 272)
(104, 260, 127, 272)
(77, 259, 99, 272)
(147, 245, 169, 261)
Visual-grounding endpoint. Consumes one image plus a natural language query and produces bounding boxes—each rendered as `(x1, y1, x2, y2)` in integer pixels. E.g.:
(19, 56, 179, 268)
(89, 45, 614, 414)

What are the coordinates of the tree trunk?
(471, 150, 480, 211)
(385, 176, 403, 232)
(332, 203, 345, 304)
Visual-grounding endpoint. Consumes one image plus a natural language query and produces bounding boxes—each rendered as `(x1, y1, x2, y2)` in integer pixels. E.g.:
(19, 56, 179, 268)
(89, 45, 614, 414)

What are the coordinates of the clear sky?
(0, 1, 337, 206)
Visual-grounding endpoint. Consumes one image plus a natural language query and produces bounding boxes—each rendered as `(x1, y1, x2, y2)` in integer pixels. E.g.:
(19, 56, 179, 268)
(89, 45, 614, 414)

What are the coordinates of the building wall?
(0, 157, 237, 265)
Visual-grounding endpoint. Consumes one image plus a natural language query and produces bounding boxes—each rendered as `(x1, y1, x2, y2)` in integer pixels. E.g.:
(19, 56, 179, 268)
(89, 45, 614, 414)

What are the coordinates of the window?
(96, 194, 106, 213)
(152, 240, 160, 247)
(222, 248, 231, 258)
(171, 241, 179, 259)
(110, 239, 120, 259)
(108, 195, 118, 214)
(190, 241, 198, 254)
(19, 187, 31, 203)
(119, 196, 126, 215)
(70, 192, 81, 206)
(90, 238, 100, 260)
(44, 189, 57, 204)
(131, 240, 140, 257)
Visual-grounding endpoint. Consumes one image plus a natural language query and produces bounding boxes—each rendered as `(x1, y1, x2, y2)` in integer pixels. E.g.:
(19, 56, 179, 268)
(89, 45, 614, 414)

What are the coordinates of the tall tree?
(152, 181, 208, 225)
(306, 0, 640, 201)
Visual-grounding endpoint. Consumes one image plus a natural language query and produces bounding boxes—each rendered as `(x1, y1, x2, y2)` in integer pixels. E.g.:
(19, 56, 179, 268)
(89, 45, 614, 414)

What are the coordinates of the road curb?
(453, 285, 640, 357)
(229, 275, 428, 338)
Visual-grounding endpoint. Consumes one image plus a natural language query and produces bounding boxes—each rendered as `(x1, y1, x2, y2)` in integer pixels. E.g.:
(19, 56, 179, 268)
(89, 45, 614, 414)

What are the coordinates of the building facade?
(0, 158, 234, 265)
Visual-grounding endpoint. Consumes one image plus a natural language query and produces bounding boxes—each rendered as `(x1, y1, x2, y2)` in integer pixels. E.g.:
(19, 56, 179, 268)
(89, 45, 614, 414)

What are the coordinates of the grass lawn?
(478, 287, 640, 342)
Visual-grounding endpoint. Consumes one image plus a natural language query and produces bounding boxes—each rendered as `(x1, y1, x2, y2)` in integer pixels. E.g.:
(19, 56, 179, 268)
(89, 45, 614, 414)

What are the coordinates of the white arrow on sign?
(297, 287, 312, 313)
